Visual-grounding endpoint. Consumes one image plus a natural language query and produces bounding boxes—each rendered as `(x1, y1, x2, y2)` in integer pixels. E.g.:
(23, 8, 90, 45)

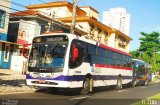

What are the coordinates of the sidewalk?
(0, 69, 36, 95)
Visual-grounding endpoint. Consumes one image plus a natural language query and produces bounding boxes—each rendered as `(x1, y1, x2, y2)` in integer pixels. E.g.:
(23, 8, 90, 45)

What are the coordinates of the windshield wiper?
(43, 44, 48, 67)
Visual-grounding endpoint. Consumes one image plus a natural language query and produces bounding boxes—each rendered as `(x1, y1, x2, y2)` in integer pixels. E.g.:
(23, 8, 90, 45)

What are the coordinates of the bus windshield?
(28, 41, 68, 72)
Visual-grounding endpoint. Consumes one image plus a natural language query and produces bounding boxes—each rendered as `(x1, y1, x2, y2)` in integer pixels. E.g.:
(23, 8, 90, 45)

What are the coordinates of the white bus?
(26, 33, 133, 95)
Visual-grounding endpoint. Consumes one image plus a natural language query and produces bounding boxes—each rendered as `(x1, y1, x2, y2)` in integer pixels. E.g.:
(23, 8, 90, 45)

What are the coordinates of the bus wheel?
(132, 80, 137, 87)
(116, 77, 122, 90)
(144, 79, 148, 86)
(81, 77, 91, 95)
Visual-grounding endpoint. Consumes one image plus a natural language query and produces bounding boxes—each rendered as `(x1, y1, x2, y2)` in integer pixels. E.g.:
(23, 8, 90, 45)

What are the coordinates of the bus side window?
(69, 40, 85, 69)
(107, 50, 115, 66)
(86, 44, 96, 64)
(71, 44, 79, 62)
(127, 56, 131, 67)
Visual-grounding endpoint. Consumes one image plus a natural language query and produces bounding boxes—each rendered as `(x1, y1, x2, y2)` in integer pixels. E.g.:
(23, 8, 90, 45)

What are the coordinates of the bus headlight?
(30, 72, 40, 78)
(45, 73, 54, 78)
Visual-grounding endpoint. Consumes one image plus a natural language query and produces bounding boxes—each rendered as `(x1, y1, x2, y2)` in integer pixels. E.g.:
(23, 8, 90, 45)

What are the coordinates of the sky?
(11, 0, 160, 51)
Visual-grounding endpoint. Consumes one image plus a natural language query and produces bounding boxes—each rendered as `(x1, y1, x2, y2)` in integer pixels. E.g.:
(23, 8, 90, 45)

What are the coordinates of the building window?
(41, 25, 46, 34)
(98, 28, 102, 34)
(0, 10, 6, 28)
(97, 28, 102, 40)
(4, 44, 10, 62)
(90, 24, 94, 36)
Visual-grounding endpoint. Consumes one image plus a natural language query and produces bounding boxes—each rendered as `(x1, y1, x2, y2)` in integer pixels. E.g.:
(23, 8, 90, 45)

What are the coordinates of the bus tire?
(48, 87, 59, 92)
(132, 80, 137, 87)
(116, 77, 122, 90)
(81, 77, 91, 95)
(144, 79, 148, 86)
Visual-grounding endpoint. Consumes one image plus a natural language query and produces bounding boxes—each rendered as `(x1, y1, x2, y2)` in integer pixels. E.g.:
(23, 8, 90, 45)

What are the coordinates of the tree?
(130, 50, 140, 59)
(139, 32, 160, 56)
(139, 32, 160, 72)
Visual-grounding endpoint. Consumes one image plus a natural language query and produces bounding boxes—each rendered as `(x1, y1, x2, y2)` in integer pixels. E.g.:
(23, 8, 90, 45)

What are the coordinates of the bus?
(26, 33, 133, 95)
(131, 59, 152, 87)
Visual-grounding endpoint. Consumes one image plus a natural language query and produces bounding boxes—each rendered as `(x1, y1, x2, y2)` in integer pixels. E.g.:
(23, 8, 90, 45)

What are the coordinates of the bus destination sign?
(33, 35, 68, 43)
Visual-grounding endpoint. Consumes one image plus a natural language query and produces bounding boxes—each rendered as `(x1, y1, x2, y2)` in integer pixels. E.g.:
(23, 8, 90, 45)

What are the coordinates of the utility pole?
(50, 11, 55, 32)
(70, 0, 77, 34)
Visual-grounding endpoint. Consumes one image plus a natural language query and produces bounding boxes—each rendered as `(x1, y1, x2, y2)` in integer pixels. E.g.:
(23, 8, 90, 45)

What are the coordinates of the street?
(0, 83, 160, 105)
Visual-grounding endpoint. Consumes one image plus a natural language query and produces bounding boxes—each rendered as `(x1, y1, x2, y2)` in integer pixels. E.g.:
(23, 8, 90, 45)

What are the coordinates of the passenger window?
(107, 50, 115, 65)
(69, 40, 85, 68)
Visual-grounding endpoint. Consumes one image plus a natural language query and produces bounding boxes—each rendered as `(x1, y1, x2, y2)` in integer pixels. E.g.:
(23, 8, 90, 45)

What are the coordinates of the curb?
(150, 79, 160, 84)
(0, 91, 36, 95)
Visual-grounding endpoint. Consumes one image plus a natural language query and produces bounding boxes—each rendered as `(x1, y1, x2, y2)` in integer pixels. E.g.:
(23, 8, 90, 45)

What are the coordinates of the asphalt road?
(0, 83, 160, 105)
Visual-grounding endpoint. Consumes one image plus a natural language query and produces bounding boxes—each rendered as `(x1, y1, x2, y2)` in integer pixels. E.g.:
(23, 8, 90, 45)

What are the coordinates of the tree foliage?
(139, 32, 160, 57)
(138, 32, 160, 72)
(130, 50, 140, 59)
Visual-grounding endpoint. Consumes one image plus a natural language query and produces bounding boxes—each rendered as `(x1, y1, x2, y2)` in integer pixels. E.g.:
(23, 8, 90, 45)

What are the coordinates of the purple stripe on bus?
(26, 74, 132, 81)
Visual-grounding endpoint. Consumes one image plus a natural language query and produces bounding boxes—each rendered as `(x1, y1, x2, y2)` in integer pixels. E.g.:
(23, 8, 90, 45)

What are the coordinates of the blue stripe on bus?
(26, 74, 132, 81)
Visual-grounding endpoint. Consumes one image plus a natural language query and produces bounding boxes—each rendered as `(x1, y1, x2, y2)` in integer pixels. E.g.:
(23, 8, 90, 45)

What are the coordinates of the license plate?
(39, 80, 46, 84)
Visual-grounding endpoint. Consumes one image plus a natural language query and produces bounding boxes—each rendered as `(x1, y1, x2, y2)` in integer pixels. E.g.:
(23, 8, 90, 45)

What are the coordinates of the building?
(26, 1, 132, 53)
(0, 0, 19, 69)
(103, 8, 130, 35)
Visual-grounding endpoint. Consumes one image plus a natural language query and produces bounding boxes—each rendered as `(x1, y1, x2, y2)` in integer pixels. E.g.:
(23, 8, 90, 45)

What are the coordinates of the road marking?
(117, 89, 128, 92)
(69, 96, 91, 100)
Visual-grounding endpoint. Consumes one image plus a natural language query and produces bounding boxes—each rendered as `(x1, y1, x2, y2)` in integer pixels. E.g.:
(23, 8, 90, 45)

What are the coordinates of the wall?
(36, 6, 70, 18)
(80, 7, 99, 20)
(107, 33, 116, 48)
(8, 19, 41, 44)
(0, 42, 13, 69)
(0, 0, 10, 35)
(114, 34, 130, 53)
(0, 32, 8, 41)
(18, 19, 41, 44)
(75, 22, 90, 33)
(10, 55, 27, 72)
(0, 1, 13, 69)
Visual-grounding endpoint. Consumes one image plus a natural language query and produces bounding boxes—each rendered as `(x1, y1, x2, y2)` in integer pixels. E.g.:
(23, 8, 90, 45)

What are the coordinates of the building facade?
(103, 8, 130, 35)
(0, 0, 17, 69)
(26, 1, 132, 53)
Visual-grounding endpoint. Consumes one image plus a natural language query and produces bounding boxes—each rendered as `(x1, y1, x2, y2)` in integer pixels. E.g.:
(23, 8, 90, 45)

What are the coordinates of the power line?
(36, 0, 71, 14)
(33, 0, 90, 33)
(2, 0, 26, 8)
(0, 4, 60, 26)
(1, 0, 90, 34)
(37, 0, 49, 4)
(77, 0, 86, 6)
(36, 0, 88, 33)
(0, 4, 40, 17)
(3, 14, 46, 30)
(35, 0, 90, 33)
(76, 23, 90, 33)
(2, 0, 72, 20)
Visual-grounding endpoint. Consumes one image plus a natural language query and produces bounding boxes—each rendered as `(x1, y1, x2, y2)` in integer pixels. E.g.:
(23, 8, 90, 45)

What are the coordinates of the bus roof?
(132, 59, 145, 62)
